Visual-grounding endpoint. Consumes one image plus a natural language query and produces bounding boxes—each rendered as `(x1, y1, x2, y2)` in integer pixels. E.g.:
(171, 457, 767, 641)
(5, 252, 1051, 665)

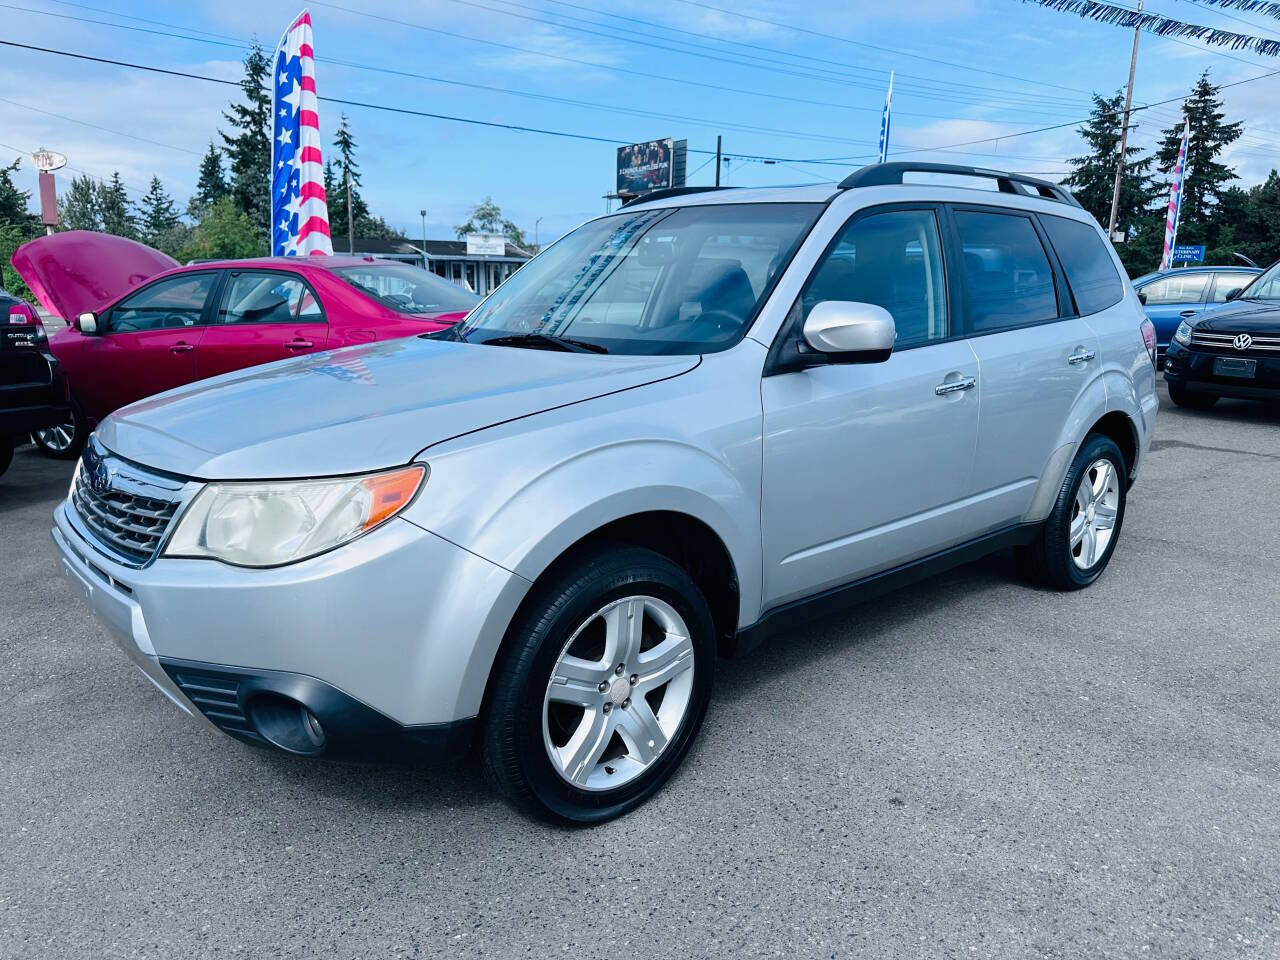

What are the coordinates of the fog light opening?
(247, 693, 327, 756)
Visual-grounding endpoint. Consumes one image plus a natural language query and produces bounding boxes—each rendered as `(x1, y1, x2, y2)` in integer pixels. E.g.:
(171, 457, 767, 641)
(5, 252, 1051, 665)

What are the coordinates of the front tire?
(482, 546, 715, 825)
(1018, 434, 1127, 590)
(1167, 384, 1218, 411)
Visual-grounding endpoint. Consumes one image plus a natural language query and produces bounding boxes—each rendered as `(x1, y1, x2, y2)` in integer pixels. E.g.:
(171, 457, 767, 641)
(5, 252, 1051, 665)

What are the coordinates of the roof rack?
(622, 185, 736, 207)
(838, 162, 1081, 208)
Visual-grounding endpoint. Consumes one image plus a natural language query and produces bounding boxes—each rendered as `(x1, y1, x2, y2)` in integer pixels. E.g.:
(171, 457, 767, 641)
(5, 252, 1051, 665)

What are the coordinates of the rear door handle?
(169, 341, 195, 354)
(1179, 309, 1197, 318)
(285, 338, 314, 351)
(1068, 350, 1096, 365)
(934, 375, 976, 396)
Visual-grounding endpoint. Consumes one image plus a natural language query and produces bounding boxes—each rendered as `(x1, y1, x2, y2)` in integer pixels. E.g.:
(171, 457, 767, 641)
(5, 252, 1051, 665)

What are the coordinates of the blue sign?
(1172, 244, 1206, 263)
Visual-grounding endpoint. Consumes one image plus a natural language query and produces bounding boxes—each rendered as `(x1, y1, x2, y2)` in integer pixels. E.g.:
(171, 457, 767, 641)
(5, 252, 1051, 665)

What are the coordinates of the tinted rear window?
(1041, 215, 1124, 315)
(954, 210, 1058, 332)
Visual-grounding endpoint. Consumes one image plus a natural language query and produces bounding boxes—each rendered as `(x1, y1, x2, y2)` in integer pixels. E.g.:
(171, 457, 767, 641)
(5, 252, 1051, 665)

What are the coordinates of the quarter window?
(108, 273, 214, 333)
(954, 210, 1058, 333)
(1041, 215, 1124, 315)
(218, 273, 322, 325)
(1139, 272, 1209, 305)
(802, 209, 948, 348)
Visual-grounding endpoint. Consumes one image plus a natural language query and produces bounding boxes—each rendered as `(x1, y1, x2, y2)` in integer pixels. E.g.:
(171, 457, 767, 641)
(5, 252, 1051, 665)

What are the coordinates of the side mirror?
(77, 312, 98, 335)
(1225, 287, 1243, 301)
(1137, 291, 1147, 305)
(802, 301, 895, 363)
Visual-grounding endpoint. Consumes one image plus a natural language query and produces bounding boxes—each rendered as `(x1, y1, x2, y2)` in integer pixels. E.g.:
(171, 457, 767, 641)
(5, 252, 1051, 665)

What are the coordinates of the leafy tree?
(98, 172, 137, 239)
(221, 42, 272, 241)
(1155, 71, 1243, 232)
(192, 142, 228, 211)
(137, 176, 181, 250)
(454, 196, 527, 248)
(59, 174, 101, 231)
(179, 195, 267, 262)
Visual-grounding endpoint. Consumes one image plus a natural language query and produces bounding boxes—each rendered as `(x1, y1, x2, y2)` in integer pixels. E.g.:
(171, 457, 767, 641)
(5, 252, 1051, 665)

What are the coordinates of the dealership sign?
(616, 139, 688, 198)
(466, 234, 506, 256)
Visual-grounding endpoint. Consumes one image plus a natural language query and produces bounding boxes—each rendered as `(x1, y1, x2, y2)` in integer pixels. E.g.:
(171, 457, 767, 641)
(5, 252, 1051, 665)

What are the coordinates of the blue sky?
(2, 0, 1279, 245)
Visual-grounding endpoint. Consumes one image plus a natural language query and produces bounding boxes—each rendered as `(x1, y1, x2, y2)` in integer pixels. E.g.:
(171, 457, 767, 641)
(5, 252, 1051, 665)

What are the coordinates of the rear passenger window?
(803, 209, 948, 348)
(954, 210, 1058, 333)
(1041, 215, 1124, 315)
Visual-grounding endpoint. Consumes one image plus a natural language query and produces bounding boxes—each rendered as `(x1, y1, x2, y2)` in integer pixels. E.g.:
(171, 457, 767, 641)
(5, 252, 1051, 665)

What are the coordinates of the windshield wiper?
(482, 332, 608, 354)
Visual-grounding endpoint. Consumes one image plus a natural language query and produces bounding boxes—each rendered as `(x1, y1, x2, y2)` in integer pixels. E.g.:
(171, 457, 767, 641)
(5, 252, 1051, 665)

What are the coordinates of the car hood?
(96, 337, 700, 479)
(1196, 299, 1280, 333)
(11, 231, 178, 320)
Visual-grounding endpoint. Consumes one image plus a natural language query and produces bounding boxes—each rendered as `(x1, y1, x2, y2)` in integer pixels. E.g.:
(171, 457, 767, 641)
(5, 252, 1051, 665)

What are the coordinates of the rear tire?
(482, 545, 715, 826)
(1017, 434, 1127, 591)
(32, 398, 86, 459)
(1167, 384, 1218, 411)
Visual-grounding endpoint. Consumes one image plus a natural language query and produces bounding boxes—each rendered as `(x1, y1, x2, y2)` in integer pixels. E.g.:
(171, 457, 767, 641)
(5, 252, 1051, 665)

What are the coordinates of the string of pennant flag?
(1023, 0, 1280, 56)
(1190, 0, 1280, 19)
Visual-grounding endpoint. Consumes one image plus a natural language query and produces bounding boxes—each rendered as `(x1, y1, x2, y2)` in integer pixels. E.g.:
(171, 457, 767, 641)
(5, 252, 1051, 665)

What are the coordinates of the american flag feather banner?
(1022, 0, 1280, 55)
(271, 9, 333, 256)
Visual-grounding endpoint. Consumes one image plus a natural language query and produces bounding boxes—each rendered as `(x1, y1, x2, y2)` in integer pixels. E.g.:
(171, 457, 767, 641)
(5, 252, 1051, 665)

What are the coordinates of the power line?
(0, 95, 201, 155)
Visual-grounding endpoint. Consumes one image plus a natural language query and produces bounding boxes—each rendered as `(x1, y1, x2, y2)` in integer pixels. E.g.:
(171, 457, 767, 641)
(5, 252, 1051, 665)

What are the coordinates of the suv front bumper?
(52, 500, 531, 758)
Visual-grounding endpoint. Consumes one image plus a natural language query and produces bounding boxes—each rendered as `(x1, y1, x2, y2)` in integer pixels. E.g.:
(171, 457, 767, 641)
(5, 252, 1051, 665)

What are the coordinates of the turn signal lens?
(361, 466, 426, 530)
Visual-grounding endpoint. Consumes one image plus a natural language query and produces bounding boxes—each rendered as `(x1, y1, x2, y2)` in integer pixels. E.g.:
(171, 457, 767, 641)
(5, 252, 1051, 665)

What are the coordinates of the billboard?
(616, 139, 686, 197)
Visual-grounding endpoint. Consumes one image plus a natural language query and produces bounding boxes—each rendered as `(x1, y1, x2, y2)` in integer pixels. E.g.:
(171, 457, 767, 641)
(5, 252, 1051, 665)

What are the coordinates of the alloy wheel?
(34, 417, 77, 453)
(1070, 458, 1120, 570)
(542, 595, 695, 791)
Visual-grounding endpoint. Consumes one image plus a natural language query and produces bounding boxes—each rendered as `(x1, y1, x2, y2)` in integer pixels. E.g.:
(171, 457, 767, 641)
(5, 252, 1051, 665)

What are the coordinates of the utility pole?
(535, 217, 543, 249)
(419, 208, 427, 269)
(345, 168, 355, 255)
(715, 136, 722, 187)
(1107, 0, 1143, 239)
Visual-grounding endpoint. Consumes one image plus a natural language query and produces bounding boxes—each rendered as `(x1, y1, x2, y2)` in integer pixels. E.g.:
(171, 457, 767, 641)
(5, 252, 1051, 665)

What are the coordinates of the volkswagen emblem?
(1233, 333, 1253, 351)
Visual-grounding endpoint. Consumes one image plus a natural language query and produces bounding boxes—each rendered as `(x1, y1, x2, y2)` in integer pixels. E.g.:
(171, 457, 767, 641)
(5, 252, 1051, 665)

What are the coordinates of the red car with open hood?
(12, 231, 479, 457)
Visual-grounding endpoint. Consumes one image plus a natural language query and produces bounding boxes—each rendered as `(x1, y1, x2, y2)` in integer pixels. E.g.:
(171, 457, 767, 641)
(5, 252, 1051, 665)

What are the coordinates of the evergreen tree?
(192, 142, 228, 210)
(1063, 92, 1158, 238)
(328, 114, 369, 243)
(59, 174, 101, 231)
(137, 177, 180, 244)
(98, 172, 137, 239)
(221, 42, 272, 240)
(0, 157, 39, 229)
(1155, 71, 1243, 230)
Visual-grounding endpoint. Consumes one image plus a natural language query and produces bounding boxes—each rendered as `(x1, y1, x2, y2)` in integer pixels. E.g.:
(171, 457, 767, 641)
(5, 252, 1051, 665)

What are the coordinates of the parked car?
(52, 163, 1157, 824)
(12, 231, 479, 458)
(1, 290, 70, 478)
(1163, 258, 1280, 409)
(1132, 265, 1260, 356)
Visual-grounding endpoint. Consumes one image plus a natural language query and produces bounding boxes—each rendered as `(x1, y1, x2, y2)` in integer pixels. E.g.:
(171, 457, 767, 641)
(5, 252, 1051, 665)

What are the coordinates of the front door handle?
(1179, 309, 1197, 318)
(285, 338, 314, 350)
(169, 341, 195, 354)
(934, 375, 976, 396)
(1067, 350, 1096, 365)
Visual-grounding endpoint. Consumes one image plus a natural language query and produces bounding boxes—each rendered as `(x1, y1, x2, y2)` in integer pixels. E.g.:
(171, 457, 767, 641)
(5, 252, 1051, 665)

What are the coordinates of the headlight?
(165, 465, 426, 567)
(1173, 321, 1193, 347)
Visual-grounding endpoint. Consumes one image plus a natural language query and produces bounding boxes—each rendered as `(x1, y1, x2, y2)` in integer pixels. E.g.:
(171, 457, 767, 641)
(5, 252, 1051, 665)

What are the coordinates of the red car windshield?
(335, 263, 478, 315)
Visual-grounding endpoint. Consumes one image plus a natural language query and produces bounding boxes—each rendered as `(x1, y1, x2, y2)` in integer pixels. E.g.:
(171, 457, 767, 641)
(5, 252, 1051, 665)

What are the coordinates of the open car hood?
(10, 231, 178, 320)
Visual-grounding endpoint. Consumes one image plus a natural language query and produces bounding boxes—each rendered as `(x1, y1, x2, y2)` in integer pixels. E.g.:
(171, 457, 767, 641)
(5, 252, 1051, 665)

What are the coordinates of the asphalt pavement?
(1, 383, 1277, 959)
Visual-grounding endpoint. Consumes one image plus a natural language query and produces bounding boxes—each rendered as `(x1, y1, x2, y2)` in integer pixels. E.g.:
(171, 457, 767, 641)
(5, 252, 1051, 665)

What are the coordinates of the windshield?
(448, 203, 820, 355)
(335, 263, 480, 314)
(1240, 261, 1280, 300)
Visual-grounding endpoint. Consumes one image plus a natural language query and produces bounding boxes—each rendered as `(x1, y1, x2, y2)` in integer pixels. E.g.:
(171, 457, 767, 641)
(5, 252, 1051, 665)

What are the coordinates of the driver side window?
(802, 209, 948, 349)
(107, 273, 215, 333)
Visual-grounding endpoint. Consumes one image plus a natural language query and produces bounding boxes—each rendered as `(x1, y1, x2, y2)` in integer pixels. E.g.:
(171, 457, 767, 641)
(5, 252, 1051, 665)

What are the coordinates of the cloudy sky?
(2, 0, 1278, 245)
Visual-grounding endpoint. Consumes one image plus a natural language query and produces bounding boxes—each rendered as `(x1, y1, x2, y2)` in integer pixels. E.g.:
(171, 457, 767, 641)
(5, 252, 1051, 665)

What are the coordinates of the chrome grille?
(1189, 330, 1280, 355)
(71, 439, 185, 565)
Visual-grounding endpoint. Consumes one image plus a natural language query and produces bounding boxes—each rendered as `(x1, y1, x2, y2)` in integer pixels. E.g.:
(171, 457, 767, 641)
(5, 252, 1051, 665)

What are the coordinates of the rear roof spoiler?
(839, 162, 1082, 208)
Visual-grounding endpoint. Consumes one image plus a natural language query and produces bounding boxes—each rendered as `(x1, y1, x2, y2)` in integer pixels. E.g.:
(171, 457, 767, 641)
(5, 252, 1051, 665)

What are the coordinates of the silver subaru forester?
(52, 163, 1158, 824)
